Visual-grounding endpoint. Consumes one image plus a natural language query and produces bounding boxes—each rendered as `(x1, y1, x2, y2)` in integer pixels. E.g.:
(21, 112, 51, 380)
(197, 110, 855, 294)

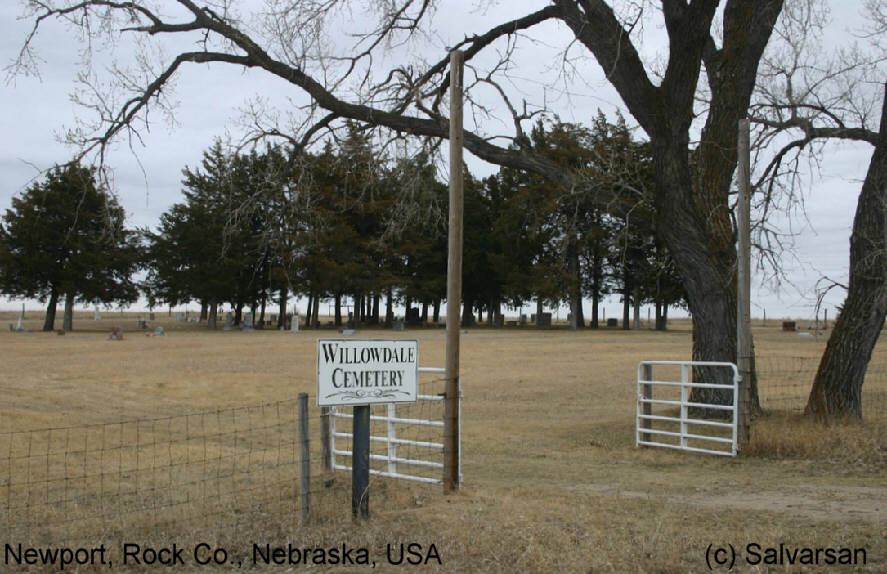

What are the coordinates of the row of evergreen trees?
(0, 114, 685, 331)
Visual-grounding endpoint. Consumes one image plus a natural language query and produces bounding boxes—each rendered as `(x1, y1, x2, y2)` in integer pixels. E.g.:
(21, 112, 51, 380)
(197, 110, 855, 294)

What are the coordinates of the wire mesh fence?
(755, 355, 887, 418)
(0, 376, 449, 561)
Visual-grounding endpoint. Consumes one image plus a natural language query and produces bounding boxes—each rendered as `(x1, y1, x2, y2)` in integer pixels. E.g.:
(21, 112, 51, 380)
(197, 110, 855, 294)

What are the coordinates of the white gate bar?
(641, 380, 735, 390)
(333, 412, 444, 427)
(640, 398, 735, 411)
(418, 367, 446, 374)
(332, 449, 443, 469)
(640, 428, 734, 444)
(636, 441, 736, 457)
(638, 414, 734, 429)
(333, 431, 444, 449)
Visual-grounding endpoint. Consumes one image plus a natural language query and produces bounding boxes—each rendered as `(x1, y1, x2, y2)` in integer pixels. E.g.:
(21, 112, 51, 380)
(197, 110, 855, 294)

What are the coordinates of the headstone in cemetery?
(223, 313, 234, 331)
(291, 315, 300, 333)
(17, 316, 24, 331)
(108, 326, 124, 340)
(531, 313, 537, 323)
(149, 312, 156, 321)
(519, 314, 527, 325)
(243, 313, 254, 329)
(536, 312, 552, 329)
(393, 320, 405, 332)
(153, 326, 165, 336)
(405, 307, 421, 326)
(137, 318, 148, 329)
(495, 315, 504, 328)
(606, 318, 619, 327)
(782, 321, 796, 332)
(94, 306, 101, 321)
(177, 312, 185, 322)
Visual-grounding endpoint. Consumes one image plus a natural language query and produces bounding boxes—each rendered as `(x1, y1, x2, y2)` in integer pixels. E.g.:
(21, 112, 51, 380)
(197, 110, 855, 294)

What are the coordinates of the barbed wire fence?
(0, 376, 450, 555)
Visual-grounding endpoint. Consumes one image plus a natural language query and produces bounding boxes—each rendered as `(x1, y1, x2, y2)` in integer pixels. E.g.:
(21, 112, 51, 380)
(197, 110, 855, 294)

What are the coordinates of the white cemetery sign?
(317, 339, 418, 406)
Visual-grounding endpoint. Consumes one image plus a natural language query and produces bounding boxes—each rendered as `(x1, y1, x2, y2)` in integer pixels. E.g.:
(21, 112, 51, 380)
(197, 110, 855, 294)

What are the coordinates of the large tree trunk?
(461, 296, 475, 327)
(334, 293, 342, 326)
(590, 249, 602, 328)
(806, 89, 887, 420)
(311, 295, 320, 328)
(43, 287, 59, 331)
(207, 300, 218, 330)
(622, 271, 631, 330)
(655, 141, 739, 410)
(567, 239, 584, 329)
(62, 291, 75, 332)
(278, 287, 288, 329)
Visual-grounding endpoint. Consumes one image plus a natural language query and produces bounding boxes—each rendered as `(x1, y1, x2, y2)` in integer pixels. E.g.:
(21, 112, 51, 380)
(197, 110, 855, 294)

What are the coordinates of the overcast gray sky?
(0, 1, 880, 320)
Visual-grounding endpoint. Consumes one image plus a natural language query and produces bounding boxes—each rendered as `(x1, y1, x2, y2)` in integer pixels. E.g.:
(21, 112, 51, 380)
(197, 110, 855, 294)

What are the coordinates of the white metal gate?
(636, 361, 739, 456)
(329, 367, 462, 484)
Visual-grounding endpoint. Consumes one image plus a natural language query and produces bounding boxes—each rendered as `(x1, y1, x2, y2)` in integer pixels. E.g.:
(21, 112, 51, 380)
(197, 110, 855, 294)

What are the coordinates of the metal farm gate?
(636, 361, 740, 456)
(329, 367, 462, 485)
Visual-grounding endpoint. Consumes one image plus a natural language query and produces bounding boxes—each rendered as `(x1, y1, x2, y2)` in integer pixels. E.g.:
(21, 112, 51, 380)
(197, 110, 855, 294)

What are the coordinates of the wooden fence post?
(320, 406, 332, 473)
(298, 393, 311, 522)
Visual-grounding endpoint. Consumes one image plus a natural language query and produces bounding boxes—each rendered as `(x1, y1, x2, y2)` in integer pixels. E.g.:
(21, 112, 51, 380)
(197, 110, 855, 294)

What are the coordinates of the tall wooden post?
(736, 118, 752, 449)
(444, 50, 464, 492)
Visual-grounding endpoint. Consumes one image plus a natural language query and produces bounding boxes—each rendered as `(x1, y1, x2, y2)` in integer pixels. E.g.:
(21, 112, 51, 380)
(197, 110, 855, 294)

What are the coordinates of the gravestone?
(782, 321, 796, 332)
(177, 313, 185, 322)
(242, 314, 254, 329)
(223, 312, 234, 331)
(108, 326, 124, 340)
(495, 315, 505, 328)
(94, 307, 101, 321)
(606, 318, 619, 327)
(291, 315, 300, 332)
(153, 326, 165, 336)
(405, 307, 421, 326)
(149, 312, 156, 321)
(137, 318, 148, 329)
(536, 312, 552, 329)
(531, 313, 537, 323)
(519, 314, 527, 325)
(392, 320, 405, 332)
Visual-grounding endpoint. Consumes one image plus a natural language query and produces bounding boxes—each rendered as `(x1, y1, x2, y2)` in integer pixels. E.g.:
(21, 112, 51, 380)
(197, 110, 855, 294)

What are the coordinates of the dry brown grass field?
(1, 311, 885, 573)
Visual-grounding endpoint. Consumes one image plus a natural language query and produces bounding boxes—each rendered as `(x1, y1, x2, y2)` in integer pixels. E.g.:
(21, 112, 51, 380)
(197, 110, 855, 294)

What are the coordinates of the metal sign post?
(351, 405, 370, 520)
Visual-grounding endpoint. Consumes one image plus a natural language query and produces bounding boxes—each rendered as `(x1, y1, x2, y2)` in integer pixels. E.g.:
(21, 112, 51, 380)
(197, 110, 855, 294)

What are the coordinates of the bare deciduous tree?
(12, 0, 786, 404)
(749, 0, 886, 419)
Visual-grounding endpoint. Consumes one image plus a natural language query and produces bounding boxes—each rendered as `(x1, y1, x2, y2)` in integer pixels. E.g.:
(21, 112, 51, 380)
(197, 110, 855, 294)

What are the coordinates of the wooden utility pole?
(736, 118, 752, 449)
(443, 50, 464, 492)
